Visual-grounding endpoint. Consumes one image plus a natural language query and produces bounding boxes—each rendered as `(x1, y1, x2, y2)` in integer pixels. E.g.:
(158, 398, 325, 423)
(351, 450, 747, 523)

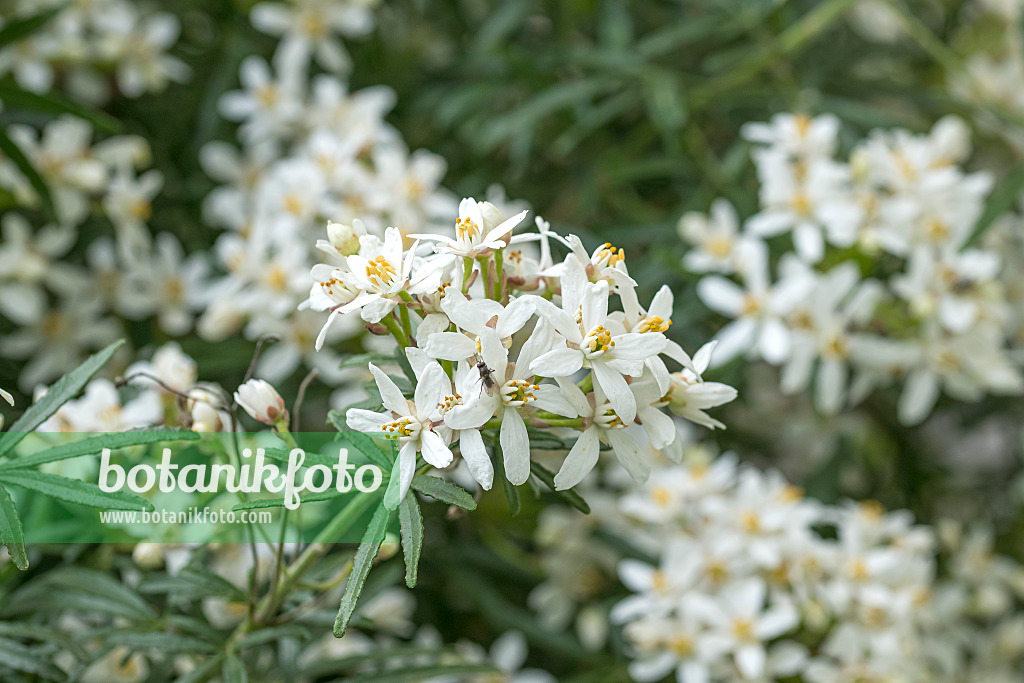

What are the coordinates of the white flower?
(235, 379, 287, 425)
(251, 0, 379, 72)
(741, 113, 840, 160)
(187, 386, 230, 433)
(679, 198, 749, 274)
(421, 289, 537, 362)
(219, 54, 304, 142)
(409, 197, 530, 259)
(665, 342, 738, 430)
(81, 646, 149, 683)
(781, 263, 883, 414)
(532, 261, 667, 424)
(347, 361, 454, 505)
(315, 227, 419, 347)
(746, 150, 855, 263)
(103, 167, 163, 237)
(617, 282, 698, 392)
(697, 243, 813, 366)
(0, 213, 75, 324)
(444, 325, 578, 485)
(119, 232, 211, 336)
(688, 578, 798, 679)
(57, 379, 163, 432)
(550, 379, 649, 490)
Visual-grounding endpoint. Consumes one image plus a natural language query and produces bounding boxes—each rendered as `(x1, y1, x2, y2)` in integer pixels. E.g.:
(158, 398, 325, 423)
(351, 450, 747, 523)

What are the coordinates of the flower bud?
(327, 219, 366, 256)
(187, 386, 225, 432)
(235, 379, 287, 425)
(132, 542, 165, 569)
(477, 201, 507, 232)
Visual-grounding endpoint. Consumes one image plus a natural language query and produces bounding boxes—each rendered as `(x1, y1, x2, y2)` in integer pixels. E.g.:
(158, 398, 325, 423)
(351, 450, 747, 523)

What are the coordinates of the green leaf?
(338, 352, 392, 370)
(0, 340, 125, 457)
(236, 624, 311, 650)
(963, 164, 1024, 249)
(0, 125, 55, 219)
(138, 568, 246, 601)
(0, 482, 27, 570)
(0, 636, 65, 680)
(398, 493, 422, 588)
(0, 469, 154, 511)
(333, 502, 391, 638)
(345, 663, 501, 682)
(222, 654, 248, 683)
(0, 428, 200, 471)
(530, 462, 590, 514)
(0, 80, 121, 133)
(409, 475, 476, 510)
(15, 567, 157, 622)
(104, 631, 216, 654)
(492, 440, 520, 517)
(0, 5, 65, 49)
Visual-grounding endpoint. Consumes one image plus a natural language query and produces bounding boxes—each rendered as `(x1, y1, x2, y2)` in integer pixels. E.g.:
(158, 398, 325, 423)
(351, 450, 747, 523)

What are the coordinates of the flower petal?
(553, 426, 600, 490)
(500, 408, 531, 485)
(369, 363, 409, 415)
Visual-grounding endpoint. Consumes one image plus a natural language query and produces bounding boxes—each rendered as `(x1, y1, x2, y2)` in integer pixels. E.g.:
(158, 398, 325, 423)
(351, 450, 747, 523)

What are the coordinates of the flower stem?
(381, 313, 410, 348)
(461, 257, 474, 293)
(493, 249, 504, 301)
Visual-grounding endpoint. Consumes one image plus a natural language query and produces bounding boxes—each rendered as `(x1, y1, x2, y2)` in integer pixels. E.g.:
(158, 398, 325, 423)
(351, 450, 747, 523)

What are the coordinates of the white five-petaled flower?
(409, 197, 530, 259)
(347, 362, 454, 506)
(665, 341, 739, 430)
(551, 379, 649, 490)
(421, 289, 537, 361)
(314, 227, 419, 348)
(532, 260, 666, 424)
(445, 325, 578, 486)
(234, 379, 287, 425)
(617, 283, 697, 393)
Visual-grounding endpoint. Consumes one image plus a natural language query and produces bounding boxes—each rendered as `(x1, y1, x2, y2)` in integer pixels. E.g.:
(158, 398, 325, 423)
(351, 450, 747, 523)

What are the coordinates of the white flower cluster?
(0, 115, 213, 389)
(0, 0, 187, 100)
(612, 447, 1024, 682)
(34, 342, 236, 438)
(684, 113, 1023, 424)
(313, 198, 736, 502)
(197, 12, 454, 383)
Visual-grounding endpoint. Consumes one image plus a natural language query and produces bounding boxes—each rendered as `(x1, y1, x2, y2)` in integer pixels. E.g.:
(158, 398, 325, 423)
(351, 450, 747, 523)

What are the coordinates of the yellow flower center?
(366, 255, 397, 289)
(636, 315, 671, 334)
(582, 325, 615, 357)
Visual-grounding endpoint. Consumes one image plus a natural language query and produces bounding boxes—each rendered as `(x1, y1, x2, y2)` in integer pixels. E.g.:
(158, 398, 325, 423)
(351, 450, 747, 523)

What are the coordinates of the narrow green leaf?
(492, 440, 520, 516)
(0, 81, 121, 133)
(138, 568, 246, 601)
(104, 631, 216, 654)
(0, 482, 27, 570)
(333, 502, 391, 637)
(394, 347, 416, 387)
(0, 469, 153, 511)
(0, 125, 55, 219)
(222, 654, 248, 683)
(236, 625, 310, 650)
(409, 475, 476, 510)
(530, 462, 590, 514)
(345, 663, 501, 682)
(398, 493, 422, 588)
(0, 340, 125, 457)
(963, 164, 1024, 249)
(0, 636, 65, 680)
(0, 5, 65, 49)
(0, 428, 200, 471)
